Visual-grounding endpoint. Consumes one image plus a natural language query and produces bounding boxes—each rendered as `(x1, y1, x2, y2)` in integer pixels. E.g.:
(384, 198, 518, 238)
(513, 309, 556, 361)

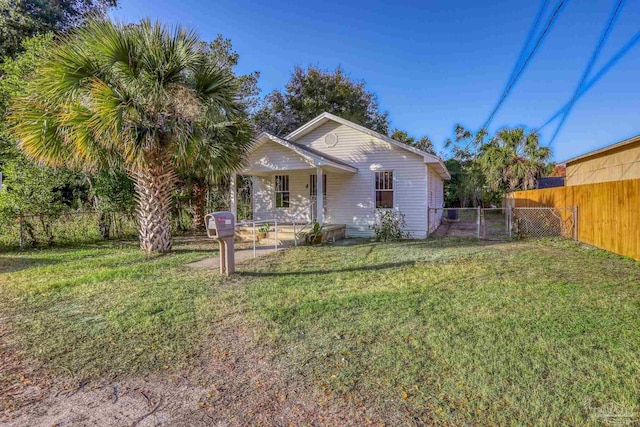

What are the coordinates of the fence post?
(573, 206, 578, 241)
(476, 206, 481, 239)
(19, 216, 25, 250)
(505, 207, 509, 238)
(508, 208, 512, 238)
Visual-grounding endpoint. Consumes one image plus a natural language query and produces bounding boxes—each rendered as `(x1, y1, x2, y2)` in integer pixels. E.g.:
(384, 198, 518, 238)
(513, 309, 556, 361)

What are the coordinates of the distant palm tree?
(478, 128, 551, 192)
(10, 19, 253, 252)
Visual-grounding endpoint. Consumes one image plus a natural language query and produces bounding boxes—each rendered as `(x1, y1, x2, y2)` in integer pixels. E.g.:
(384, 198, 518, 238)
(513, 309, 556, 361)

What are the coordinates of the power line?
(546, 0, 625, 146)
(537, 29, 640, 132)
(504, 0, 550, 92)
(482, 0, 568, 131)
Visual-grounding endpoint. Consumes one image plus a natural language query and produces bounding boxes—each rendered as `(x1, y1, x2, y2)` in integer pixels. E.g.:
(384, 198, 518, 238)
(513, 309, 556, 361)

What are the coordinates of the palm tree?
(182, 125, 250, 231)
(10, 19, 253, 252)
(478, 128, 551, 192)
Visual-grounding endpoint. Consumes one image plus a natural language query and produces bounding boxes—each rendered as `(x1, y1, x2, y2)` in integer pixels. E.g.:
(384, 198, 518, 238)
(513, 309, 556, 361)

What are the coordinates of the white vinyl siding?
(244, 140, 312, 173)
(253, 170, 316, 223)
(293, 121, 430, 238)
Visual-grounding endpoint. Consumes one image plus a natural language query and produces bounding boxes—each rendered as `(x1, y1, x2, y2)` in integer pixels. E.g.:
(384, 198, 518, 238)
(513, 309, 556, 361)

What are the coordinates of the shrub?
(373, 210, 410, 241)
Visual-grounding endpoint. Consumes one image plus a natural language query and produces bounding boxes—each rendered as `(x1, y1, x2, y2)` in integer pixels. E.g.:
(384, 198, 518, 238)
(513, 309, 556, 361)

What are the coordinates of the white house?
(231, 112, 450, 238)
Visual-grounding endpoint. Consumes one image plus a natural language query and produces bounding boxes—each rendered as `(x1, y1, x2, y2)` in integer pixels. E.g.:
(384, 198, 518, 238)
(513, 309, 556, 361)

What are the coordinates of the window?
(274, 175, 290, 208)
(375, 171, 394, 209)
(309, 174, 327, 197)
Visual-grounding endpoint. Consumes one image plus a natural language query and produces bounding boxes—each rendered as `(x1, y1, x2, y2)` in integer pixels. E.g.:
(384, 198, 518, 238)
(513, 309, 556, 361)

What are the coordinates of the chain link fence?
(0, 211, 138, 250)
(510, 207, 577, 240)
(428, 207, 577, 241)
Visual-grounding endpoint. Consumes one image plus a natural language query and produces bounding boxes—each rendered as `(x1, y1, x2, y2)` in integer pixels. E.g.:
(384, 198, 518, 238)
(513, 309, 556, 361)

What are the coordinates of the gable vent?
(324, 133, 338, 147)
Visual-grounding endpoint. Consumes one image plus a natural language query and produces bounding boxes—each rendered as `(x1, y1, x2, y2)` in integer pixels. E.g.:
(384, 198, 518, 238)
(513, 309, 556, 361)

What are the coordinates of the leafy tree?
(390, 129, 436, 155)
(253, 65, 389, 136)
(0, 0, 117, 59)
(0, 158, 83, 246)
(549, 164, 566, 177)
(0, 34, 53, 165)
(443, 158, 463, 207)
(10, 19, 254, 253)
(444, 124, 489, 207)
(478, 127, 551, 193)
(91, 170, 136, 239)
(1, 34, 138, 242)
(0, 33, 81, 246)
(202, 35, 260, 112)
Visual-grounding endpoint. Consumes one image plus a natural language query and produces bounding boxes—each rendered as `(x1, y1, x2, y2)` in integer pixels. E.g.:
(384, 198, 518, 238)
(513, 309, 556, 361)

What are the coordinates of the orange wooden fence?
(506, 178, 640, 260)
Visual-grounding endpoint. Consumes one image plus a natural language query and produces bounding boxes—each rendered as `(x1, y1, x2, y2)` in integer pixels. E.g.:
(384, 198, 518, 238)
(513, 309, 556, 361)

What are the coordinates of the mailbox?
(206, 211, 235, 238)
(204, 212, 236, 275)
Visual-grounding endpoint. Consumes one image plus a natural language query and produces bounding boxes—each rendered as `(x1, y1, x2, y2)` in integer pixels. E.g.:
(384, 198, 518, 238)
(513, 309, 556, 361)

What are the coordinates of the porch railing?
(236, 219, 279, 258)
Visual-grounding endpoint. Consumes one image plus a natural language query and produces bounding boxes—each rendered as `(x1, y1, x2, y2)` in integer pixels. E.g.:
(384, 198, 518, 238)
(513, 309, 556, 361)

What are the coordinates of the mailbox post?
(204, 212, 236, 275)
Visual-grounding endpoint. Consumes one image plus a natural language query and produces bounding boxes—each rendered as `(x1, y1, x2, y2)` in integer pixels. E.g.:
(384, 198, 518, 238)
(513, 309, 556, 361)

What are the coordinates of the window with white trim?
(375, 171, 394, 209)
(309, 174, 327, 197)
(274, 175, 290, 208)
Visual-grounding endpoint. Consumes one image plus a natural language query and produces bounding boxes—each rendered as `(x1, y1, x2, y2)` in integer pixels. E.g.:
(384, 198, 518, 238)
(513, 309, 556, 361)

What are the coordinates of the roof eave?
(561, 134, 640, 164)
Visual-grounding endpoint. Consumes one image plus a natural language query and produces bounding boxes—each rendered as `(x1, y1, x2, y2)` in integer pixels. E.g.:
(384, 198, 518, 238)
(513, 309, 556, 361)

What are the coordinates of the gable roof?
(285, 112, 451, 180)
(252, 132, 358, 173)
(562, 134, 640, 164)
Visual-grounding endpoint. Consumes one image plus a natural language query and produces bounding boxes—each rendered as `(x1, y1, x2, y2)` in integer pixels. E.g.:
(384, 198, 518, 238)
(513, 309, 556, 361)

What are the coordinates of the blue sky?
(111, 0, 640, 162)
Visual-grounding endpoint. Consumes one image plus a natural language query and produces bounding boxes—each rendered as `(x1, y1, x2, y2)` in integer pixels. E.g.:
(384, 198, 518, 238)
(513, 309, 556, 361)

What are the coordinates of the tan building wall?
(566, 139, 640, 186)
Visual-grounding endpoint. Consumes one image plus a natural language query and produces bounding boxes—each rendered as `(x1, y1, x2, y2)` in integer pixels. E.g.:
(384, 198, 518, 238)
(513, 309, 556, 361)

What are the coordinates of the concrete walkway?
(185, 245, 282, 270)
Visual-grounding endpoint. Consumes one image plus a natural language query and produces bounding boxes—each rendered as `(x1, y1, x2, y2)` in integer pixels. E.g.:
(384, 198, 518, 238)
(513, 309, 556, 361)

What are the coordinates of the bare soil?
(1, 311, 380, 426)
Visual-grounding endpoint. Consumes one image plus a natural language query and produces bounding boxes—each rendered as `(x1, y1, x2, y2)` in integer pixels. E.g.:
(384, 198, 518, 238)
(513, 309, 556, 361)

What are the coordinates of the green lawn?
(1, 238, 639, 425)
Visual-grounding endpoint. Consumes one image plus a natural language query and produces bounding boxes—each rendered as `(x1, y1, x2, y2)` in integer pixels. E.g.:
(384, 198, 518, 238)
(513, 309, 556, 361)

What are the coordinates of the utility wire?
(482, 0, 568, 131)
(546, 0, 625, 146)
(537, 29, 640, 132)
(503, 0, 550, 93)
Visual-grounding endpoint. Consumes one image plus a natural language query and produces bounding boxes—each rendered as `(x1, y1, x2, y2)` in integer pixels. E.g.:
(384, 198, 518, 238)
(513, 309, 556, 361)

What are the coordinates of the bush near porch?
(0, 238, 638, 425)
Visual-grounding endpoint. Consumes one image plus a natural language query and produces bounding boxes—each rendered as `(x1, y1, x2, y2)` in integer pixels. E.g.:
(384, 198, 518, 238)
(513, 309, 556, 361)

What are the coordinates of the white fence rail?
(236, 219, 279, 258)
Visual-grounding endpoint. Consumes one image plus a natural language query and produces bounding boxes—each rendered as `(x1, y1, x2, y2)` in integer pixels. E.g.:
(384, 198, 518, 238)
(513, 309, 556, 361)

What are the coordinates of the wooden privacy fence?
(505, 178, 640, 260)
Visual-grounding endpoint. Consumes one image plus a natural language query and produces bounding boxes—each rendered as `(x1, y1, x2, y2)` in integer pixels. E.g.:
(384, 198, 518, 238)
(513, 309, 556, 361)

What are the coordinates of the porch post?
(230, 174, 237, 220)
(316, 167, 324, 225)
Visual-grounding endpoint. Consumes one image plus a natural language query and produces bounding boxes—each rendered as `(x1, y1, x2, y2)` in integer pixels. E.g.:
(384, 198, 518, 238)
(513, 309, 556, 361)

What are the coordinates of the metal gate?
(428, 207, 577, 241)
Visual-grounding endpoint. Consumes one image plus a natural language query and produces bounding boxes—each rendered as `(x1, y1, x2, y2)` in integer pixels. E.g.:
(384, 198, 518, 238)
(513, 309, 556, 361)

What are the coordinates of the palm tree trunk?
(132, 159, 177, 253)
(191, 181, 207, 231)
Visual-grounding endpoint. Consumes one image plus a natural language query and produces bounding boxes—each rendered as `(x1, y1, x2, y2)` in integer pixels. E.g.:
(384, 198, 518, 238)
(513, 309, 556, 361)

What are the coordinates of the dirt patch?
(1, 317, 53, 423)
(1, 311, 379, 426)
(432, 220, 478, 238)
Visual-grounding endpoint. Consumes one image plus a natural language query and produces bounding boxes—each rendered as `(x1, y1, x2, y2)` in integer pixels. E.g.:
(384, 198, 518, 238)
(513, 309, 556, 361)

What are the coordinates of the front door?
(309, 174, 327, 222)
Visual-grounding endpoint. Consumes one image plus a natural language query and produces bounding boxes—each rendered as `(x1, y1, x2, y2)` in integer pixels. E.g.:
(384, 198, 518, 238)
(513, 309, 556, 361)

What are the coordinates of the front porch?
(235, 222, 346, 246)
(229, 133, 358, 232)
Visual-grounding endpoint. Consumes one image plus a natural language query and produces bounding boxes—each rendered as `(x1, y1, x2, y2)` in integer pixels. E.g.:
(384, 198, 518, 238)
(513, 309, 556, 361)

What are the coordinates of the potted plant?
(257, 223, 269, 240)
(305, 222, 323, 245)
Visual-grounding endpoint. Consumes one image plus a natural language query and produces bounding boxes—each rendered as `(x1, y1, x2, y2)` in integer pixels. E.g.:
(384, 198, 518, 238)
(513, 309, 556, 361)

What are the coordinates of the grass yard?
(1, 237, 639, 425)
